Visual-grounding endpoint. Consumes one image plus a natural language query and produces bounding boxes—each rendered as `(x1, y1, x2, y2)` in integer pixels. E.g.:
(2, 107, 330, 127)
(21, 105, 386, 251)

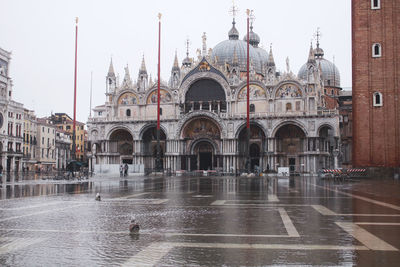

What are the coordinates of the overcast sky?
(1, 0, 351, 123)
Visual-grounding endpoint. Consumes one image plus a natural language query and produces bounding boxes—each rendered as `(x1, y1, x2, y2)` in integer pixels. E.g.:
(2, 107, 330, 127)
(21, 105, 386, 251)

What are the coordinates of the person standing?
(119, 164, 123, 177)
(124, 163, 128, 177)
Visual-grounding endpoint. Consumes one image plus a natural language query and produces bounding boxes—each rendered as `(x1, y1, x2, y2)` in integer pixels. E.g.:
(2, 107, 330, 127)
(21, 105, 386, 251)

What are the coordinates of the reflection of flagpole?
(155, 13, 163, 172)
(72, 17, 78, 161)
(246, 9, 251, 173)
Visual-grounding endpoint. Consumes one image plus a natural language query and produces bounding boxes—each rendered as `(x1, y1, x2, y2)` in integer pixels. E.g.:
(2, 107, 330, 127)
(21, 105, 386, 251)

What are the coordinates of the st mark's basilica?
(87, 14, 342, 175)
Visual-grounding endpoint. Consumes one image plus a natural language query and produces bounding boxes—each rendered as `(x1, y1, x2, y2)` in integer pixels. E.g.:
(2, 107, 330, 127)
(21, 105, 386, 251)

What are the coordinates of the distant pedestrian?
(124, 163, 128, 177)
(119, 164, 124, 177)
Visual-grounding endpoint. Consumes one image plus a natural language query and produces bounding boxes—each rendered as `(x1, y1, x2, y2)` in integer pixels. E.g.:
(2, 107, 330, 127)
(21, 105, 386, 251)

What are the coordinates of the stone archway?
(274, 124, 306, 173)
(181, 117, 221, 171)
(109, 129, 133, 164)
(141, 126, 166, 170)
(237, 123, 266, 172)
(192, 140, 215, 170)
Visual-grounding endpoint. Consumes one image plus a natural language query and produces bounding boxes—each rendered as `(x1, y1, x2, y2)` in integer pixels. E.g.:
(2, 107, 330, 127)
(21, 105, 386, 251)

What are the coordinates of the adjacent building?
(352, 0, 400, 167)
(22, 108, 38, 171)
(55, 129, 71, 170)
(0, 47, 25, 172)
(36, 118, 56, 171)
(49, 113, 86, 162)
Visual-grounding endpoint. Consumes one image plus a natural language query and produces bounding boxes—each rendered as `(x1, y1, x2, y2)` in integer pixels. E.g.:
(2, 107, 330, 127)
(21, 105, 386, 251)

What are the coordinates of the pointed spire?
(308, 42, 316, 63)
(172, 50, 180, 71)
(139, 55, 147, 74)
(122, 64, 132, 88)
(108, 58, 115, 77)
(267, 44, 275, 67)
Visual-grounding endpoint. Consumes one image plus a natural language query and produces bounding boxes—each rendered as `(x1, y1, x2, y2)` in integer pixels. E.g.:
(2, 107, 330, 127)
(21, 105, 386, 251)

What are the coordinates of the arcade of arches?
(89, 121, 337, 173)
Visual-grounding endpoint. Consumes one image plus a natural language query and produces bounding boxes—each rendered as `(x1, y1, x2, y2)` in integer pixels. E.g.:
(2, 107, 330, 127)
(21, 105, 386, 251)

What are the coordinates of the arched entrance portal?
(142, 126, 166, 170)
(274, 124, 306, 173)
(109, 129, 133, 164)
(238, 124, 266, 172)
(193, 141, 214, 170)
(181, 117, 221, 171)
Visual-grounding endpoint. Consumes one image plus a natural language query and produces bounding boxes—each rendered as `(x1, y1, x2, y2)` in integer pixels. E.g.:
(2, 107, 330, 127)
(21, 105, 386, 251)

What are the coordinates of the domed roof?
(254, 47, 269, 67)
(298, 57, 340, 87)
(243, 26, 260, 47)
(211, 21, 262, 73)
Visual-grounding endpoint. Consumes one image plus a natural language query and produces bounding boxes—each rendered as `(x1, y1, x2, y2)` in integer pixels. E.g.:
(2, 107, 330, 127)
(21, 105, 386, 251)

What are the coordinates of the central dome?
(211, 20, 262, 74)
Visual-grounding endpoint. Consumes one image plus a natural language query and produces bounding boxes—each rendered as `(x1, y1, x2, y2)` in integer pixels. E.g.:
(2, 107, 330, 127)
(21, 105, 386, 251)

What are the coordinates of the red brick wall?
(352, 0, 400, 167)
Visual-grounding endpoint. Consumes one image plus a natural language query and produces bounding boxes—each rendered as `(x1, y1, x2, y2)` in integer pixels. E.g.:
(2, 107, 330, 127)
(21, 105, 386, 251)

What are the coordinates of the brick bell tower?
(352, 0, 400, 168)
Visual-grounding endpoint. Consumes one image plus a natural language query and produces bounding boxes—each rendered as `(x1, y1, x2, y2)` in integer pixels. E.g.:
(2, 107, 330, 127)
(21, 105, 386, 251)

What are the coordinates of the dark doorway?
(250, 143, 260, 172)
(122, 159, 132, 164)
(289, 158, 296, 173)
(199, 152, 212, 170)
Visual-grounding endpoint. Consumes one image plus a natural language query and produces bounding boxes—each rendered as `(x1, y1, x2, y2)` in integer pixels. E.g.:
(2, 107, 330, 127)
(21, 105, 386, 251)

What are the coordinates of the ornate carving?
(199, 61, 210, 71)
(175, 110, 226, 139)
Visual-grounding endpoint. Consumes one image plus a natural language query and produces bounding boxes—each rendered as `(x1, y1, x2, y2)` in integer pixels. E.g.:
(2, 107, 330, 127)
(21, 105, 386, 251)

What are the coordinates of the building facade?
(55, 129, 71, 170)
(49, 113, 86, 161)
(352, 0, 400, 167)
(36, 118, 56, 171)
(22, 108, 38, 171)
(87, 18, 342, 174)
(0, 47, 25, 172)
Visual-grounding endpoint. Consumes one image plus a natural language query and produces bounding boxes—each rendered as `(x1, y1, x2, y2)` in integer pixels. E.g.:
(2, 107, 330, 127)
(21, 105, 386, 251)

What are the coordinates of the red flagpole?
(246, 12, 250, 130)
(155, 13, 162, 172)
(157, 14, 161, 130)
(246, 9, 251, 173)
(72, 17, 78, 160)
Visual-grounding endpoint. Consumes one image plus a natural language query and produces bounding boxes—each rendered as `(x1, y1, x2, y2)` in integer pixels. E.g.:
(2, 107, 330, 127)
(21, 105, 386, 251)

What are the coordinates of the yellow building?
(49, 113, 86, 161)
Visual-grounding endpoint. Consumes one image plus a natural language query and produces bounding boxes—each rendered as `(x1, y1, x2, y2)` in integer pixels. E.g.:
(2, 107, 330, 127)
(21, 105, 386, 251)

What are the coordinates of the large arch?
(141, 125, 167, 170)
(183, 78, 227, 114)
(180, 116, 222, 171)
(271, 120, 308, 138)
(175, 111, 225, 139)
(237, 123, 267, 172)
(108, 128, 134, 164)
(274, 123, 307, 173)
(180, 71, 230, 104)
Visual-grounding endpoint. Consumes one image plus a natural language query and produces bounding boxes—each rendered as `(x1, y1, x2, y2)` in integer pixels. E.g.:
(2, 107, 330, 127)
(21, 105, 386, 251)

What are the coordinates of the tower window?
(250, 104, 255, 113)
(373, 92, 383, 107)
(371, 0, 380, 9)
(372, 43, 381, 57)
(126, 109, 131, 117)
(160, 108, 163, 115)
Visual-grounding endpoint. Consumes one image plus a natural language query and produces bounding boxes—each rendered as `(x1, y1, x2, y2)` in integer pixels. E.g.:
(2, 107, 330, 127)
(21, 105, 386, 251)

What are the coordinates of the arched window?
(250, 104, 255, 113)
(126, 109, 131, 117)
(373, 92, 383, 107)
(286, 103, 292, 112)
(371, 0, 380, 9)
(372, 43, 381, 57)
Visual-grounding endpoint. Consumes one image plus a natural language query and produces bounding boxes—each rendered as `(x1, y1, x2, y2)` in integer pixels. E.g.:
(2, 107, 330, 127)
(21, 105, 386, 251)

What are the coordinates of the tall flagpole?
(155, 13, 162, 172)
(245, 9, 251, 173)
(72, 17, 78, 161)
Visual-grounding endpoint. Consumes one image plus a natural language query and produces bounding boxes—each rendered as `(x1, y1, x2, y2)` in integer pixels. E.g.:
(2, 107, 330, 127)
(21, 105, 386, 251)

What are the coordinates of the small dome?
(228, 20, 239, 40)
(243, 26, 260, 47)
(298, 57, 340, 87)
(182, 56, 192, 67)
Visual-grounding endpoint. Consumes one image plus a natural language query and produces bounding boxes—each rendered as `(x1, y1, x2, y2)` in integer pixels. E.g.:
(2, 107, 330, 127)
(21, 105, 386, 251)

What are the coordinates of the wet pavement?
(0, 174, 400, 266)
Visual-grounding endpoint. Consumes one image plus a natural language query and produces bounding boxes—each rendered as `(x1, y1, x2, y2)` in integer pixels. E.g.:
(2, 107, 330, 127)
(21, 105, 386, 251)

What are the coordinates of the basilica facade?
(87, 19, 341, 174)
